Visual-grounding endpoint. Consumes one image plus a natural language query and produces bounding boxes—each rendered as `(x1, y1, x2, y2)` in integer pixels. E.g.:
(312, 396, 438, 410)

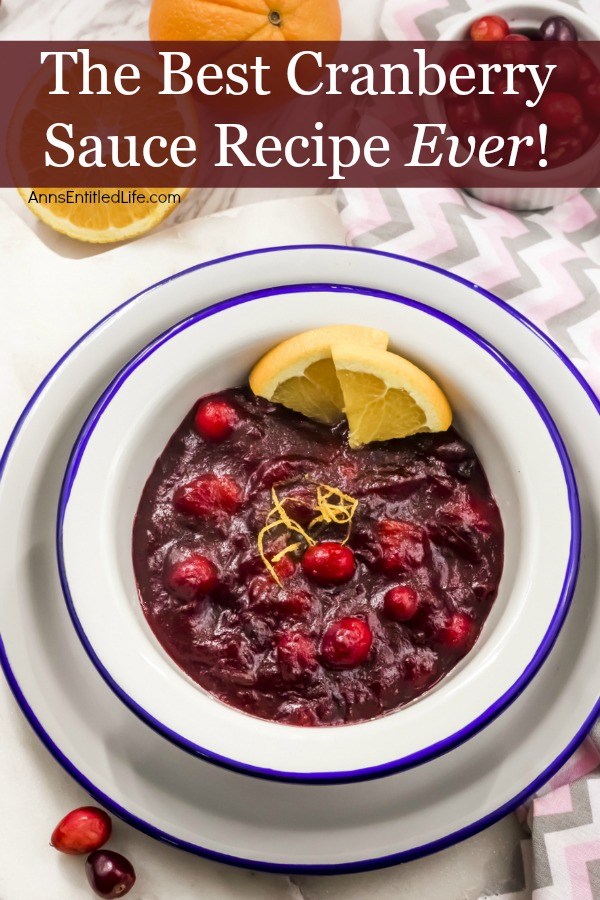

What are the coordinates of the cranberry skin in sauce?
(132, 388, 503, 726)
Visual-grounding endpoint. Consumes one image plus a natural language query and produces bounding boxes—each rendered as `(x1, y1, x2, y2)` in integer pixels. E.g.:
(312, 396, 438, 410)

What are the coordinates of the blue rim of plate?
(0, 245, 595, 873)
(56, 280, 580, 784)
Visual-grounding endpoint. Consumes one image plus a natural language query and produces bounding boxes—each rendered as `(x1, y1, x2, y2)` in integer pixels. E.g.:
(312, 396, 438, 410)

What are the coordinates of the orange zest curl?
(309, 484, 358, 544)
(257, 488, 316, 586)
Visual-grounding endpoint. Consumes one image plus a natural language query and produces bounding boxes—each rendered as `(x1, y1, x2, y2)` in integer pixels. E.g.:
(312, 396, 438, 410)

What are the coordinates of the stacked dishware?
(1, 245, 598, 872)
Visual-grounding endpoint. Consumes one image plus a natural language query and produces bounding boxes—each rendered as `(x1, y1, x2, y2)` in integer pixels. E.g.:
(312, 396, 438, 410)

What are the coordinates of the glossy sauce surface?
(133, 388, 504, 726)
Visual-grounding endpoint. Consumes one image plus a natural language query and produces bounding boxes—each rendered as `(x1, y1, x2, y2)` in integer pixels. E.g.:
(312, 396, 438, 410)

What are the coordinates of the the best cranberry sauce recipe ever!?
(132, 388, 504, 726)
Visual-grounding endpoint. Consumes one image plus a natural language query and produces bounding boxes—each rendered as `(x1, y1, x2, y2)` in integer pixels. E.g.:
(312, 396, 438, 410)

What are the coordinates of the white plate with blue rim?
(0, 245, 598, 872)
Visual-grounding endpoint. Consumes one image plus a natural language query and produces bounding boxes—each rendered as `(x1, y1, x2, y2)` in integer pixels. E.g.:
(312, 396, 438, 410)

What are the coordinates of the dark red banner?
(1, 41, 600, 188)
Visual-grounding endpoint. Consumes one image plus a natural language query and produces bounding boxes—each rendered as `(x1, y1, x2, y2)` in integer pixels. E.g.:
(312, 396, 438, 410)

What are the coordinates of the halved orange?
(332, 344, 452, 448)
(250, 326, 452, 446)
(10, 47, 198, 243)
(249, 325, 389, 424)
(17, 187, 189, 243)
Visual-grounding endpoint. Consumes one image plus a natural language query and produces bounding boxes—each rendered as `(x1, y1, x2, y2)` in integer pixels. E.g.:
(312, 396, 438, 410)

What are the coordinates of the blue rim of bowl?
(0, 245, 595, 873)
(56, 280, 581, 785)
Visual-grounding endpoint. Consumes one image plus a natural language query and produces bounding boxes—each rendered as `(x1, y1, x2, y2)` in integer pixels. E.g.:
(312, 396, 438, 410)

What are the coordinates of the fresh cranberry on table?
(470, 15, 509, 42)
(165, 554, 219, 599)
(383, 586, 420, 622)
(321, 617, 372, 668)
(539, 92, 583, 130)
(547, 133, 584, 166)
(277, 631, 317, 680)
(436, 612, 474, 648)
(85, 850, 136, 899)
(378, 519, 426, 575)
(539, 15, 578, 42)
(173, 473, 242, 518)
(51, 807, 112, 855)
(194, 398, 239, 442)
(301, 541, 356, 585)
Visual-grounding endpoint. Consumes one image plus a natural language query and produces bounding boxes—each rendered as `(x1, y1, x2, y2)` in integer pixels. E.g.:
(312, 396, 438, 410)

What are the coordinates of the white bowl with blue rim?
(57, 282, 580, 783)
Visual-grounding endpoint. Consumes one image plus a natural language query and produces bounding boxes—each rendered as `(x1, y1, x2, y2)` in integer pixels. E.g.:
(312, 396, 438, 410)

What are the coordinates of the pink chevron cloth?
(339, 3, 600, 897)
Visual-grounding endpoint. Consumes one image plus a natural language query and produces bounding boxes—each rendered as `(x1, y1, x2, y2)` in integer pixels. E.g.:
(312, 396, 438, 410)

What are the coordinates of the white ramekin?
(440, 0, 600, 210)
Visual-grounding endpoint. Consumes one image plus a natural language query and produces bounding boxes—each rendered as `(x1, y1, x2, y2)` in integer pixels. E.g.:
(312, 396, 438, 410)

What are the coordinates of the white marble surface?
(0, 2, 528, 898)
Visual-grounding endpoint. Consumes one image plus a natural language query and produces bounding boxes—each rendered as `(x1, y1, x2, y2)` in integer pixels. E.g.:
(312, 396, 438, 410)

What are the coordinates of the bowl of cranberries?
(441, 0, 600, 209)
(57, 282, 579, 783)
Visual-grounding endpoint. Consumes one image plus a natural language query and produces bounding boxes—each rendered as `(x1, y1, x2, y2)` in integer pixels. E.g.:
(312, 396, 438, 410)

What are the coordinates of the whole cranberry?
(539, 15, 578, 42)
(584, 81, 600, 117)
(470, 15, 509, 42)
(321, 617, 372, 668)
(173, 473, 241, 518)
(437, 612, 474, 648)
(384, 586, 420, 622)
(542, 46, 580, 90)
(547, 133, 584, 166)
(51, 807, 112, 855)
(496, 34, 534, 66)
(165, 554, 218, 599)
(301, 542, 356, 586)
(85, 850, 136, 899)
(539, 92, 583, 130)
(378, 520, 426, 575)
(277, 631, 317, 680)
(194, 398, 238, 442)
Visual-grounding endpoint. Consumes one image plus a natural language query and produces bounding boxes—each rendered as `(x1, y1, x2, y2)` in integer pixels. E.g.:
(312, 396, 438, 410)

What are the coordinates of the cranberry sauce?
(132, 388, 504, 726)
